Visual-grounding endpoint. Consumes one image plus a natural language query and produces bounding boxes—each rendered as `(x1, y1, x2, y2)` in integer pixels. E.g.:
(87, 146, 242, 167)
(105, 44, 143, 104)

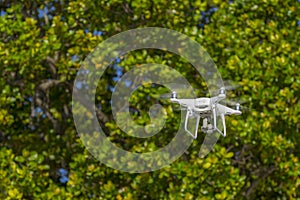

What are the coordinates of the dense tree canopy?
(0, 0, 299, 199)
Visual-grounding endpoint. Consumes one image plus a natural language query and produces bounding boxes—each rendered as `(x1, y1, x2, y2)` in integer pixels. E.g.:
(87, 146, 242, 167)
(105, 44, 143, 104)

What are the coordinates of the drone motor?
(219, 87, 226, 95)
(235, 103, 240, 111)
(171, 91, 177, 99)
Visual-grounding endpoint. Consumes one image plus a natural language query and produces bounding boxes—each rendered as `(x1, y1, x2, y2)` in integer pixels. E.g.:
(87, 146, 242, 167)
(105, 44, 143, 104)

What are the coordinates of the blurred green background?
(0, 0, 299, 199)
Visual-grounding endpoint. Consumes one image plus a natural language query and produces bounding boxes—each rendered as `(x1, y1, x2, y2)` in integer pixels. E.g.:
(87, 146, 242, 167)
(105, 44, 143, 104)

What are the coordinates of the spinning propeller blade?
(207, 80, 241, 96)
(223, 80, 241, 91)
(222, 98, 250, 111)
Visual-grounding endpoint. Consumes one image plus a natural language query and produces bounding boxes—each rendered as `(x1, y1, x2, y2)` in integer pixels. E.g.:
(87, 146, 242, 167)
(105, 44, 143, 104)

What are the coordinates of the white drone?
(169, 87, 241, 139)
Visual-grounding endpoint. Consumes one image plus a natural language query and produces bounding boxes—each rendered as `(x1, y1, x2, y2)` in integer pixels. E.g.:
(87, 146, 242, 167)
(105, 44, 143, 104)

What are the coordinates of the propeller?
(207, 80, 241, 96)
(222, 98, 250, 112)
(223, 80, 241, 91)
(158, 82, 196, 100)
(158, 92, 186, 111)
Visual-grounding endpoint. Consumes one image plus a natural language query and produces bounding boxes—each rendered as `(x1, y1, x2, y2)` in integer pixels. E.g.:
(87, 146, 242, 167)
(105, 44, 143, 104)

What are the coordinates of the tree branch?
(44, 56, 57, 77)
(244, 165, 277, 199)
(72, 87, 109, 124)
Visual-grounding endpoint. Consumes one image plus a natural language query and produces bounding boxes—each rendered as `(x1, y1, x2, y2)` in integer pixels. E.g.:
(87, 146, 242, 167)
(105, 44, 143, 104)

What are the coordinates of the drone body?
(169, 88, 241, 139)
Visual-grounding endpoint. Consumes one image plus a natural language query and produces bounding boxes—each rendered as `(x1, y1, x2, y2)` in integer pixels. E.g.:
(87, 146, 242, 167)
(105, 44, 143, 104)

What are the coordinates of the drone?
(169, 87, 241, 139)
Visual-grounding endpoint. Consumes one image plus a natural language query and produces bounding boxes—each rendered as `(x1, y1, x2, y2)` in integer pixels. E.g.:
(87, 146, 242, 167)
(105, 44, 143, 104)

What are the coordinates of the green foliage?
(0, 0, 299, 199)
